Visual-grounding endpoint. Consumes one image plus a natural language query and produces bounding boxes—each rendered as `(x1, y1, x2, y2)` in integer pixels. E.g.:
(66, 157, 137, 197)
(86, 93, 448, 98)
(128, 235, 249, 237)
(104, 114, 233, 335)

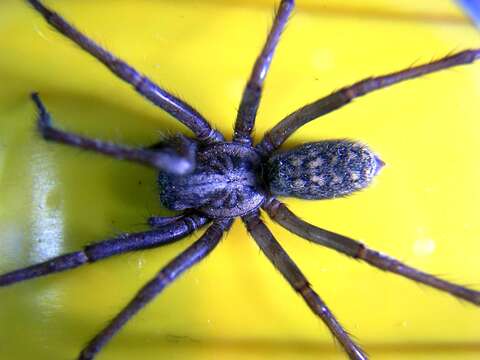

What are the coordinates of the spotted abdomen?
(266, 140, 384, 200)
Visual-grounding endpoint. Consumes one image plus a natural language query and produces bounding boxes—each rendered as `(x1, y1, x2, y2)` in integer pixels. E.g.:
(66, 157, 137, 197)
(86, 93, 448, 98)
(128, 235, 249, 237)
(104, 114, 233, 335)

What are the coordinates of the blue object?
(458, 0, 480, 28)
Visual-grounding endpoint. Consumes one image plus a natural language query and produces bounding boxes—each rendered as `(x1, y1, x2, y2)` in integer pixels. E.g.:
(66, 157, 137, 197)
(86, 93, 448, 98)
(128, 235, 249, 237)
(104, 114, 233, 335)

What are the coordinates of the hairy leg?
(27, 0, 222, 142)
(78, 219, 232, 360)
(0, 214, 208, 287)
(233, 0, 294, 144)
(257, 49, 480, 154)
(243, 212, 367, 360)
(33, 93, 196, 175)
(147, 214, 186, 228)
(264, 197, 480, 305)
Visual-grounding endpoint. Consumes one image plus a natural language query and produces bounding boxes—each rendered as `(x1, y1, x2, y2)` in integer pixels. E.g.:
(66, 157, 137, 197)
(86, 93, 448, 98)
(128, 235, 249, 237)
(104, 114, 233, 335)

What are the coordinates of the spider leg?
(243, 212, 367, 360)
(0, 214, 208, 287)
(233, 0, 294, 145)
(78, 219, 232, 360)
(144, 133, 198, 172)
(26, 0, 222, 143)
(264, 197, 480, 305)
(32, 93, 196, 175)
(147, 214, 185, 228)
(257, 49, 480, 154)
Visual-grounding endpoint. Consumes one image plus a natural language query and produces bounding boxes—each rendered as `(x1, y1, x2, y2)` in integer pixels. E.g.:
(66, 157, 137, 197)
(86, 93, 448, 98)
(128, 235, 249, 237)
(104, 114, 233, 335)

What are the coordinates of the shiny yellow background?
(0, 1, 479, 359)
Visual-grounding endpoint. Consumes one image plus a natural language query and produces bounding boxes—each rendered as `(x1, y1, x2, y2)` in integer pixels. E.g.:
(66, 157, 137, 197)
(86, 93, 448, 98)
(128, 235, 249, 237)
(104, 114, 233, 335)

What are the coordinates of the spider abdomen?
(158, 142, 265, 218)
(266, 140, 384, 200)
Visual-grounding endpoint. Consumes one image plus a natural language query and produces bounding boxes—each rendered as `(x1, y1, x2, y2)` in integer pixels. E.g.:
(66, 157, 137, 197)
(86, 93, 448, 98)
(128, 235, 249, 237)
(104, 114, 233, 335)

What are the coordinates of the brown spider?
(1, 1, 479, 359)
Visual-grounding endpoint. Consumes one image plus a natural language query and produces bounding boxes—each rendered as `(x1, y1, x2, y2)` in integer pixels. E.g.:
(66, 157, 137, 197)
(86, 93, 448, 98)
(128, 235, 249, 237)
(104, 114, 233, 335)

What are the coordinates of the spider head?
(158, 142, 265, 218)
(265, 140, 384, 200)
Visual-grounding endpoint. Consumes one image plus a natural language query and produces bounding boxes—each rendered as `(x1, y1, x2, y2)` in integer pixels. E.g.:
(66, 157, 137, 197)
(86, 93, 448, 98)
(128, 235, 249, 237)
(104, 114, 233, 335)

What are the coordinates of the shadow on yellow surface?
(0, 1, 479, 359)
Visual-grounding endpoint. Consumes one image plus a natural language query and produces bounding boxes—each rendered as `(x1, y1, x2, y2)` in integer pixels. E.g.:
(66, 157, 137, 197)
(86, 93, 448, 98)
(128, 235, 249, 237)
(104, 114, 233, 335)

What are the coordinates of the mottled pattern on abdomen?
(266, 140, 382, 200)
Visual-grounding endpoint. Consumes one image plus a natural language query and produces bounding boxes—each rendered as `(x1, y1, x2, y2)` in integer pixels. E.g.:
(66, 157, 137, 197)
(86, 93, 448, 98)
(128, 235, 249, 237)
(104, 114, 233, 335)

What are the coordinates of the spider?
(1, 0, 479, 359)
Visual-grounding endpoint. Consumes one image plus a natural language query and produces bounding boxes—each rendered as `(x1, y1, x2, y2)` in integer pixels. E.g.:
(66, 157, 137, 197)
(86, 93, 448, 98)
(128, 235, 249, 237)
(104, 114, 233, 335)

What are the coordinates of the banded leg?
(27, 0, 222, 142)
(243, 212, 367, 360)
(233, 0, 294, 144)
(0, 214, 208, 287)
(263, 197, 480, 305)
(257, 49, 480, 154)
(33, 93, 196, 175)
(78, 219, 232, 360)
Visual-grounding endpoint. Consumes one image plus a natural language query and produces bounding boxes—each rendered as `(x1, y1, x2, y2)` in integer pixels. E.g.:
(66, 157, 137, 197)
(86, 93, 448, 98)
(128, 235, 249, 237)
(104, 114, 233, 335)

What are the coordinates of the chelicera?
(1, 1, 479, 359)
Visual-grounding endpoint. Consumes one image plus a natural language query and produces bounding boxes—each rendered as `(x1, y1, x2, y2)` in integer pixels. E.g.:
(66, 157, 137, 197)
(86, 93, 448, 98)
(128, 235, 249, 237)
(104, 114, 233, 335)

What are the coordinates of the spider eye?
(266, 140, 383, 200)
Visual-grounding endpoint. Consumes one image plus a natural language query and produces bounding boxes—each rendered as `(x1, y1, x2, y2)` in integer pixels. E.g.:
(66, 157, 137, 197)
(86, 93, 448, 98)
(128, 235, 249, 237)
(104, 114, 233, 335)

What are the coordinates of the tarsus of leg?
(233, 0, 294, 145)
(32, 93, 196, 175)
(243, 212, 368, 360)
(78, 219, 232, 360)
(26, 0, 222, 143)
(0, 214, 208, 287)
(257, 49, 480, 155)
(263, 197, 480, 306)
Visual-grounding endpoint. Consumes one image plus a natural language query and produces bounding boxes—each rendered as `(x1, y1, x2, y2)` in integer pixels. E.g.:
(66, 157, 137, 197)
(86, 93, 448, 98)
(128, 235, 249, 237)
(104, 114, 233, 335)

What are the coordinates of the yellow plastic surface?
(1, 1, 479, 359)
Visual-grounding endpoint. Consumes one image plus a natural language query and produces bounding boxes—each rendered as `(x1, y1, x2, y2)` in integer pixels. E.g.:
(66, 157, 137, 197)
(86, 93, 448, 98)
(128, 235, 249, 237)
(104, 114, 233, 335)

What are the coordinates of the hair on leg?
(0, 214, 208, 287)
(32, 93, 196, 175)
(78, 219, 232, 360)
(263, 197, 480, 305)
(26, 0, 222, 142)
(243, 211, 367, 360)
(257, 49, 480, 154)
(233, 0, 294, 145)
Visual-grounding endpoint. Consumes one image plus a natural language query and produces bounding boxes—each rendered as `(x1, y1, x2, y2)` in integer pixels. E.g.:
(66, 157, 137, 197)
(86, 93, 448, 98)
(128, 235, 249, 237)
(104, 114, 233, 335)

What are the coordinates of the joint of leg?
(37, 114, 51, 128)
(362, 248, 396, 271)
(297, 281, 315, 298)
(147, 216, 158, 228)
(213, 218, 233, 233)
(197, 127, 224, 143)
(49, 251, 91, 271)
(263, 197, 281, 218)
(347, 78, 377, 98)
(245, 81, 262, 96)
(256, 134, 276, 156)
(82, 247, 103, 263)
(38, 121, 55, 140)
(183, 216, 196, 232)
(31, 93, 55, 132)
(184, 215, 206, 233)
(242, 211, 261, 229)
(148, 215, 182, 228)
(356, 244, 368, 260)
(110, 60, 142, 85)
(233, 135, 253, 146)
(28, 0, 55, 19)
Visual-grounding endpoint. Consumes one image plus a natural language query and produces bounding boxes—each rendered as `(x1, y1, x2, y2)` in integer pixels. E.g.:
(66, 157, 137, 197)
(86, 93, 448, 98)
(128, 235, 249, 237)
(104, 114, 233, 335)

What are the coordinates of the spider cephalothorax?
(158, 142, 265, 217)
(1, 1, 479, 360)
